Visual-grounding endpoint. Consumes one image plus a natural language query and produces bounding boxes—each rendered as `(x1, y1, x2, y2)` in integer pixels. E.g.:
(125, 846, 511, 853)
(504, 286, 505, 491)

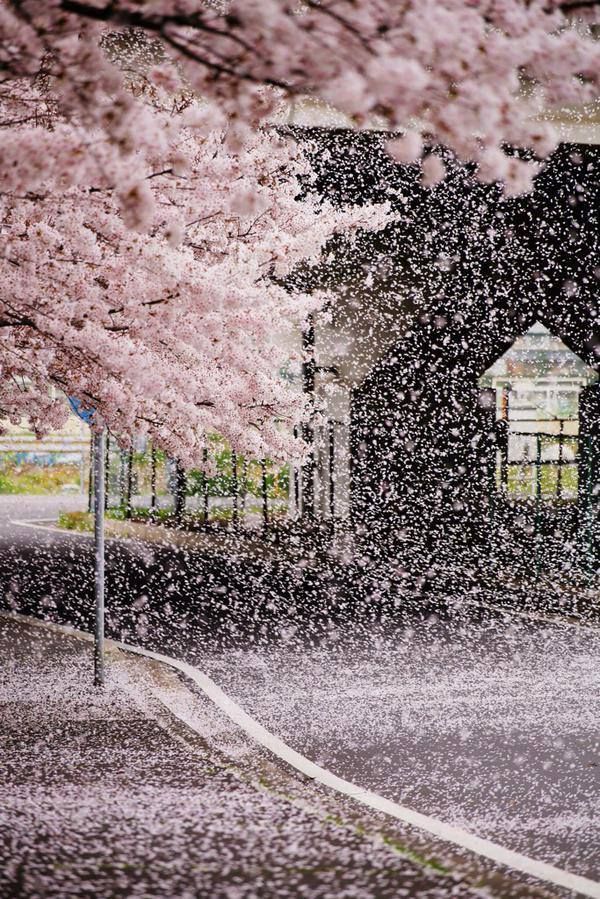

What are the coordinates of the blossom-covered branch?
(1, 0, 597, 460)
(5, 1, 599, 192)
(0, 56, 391, 461)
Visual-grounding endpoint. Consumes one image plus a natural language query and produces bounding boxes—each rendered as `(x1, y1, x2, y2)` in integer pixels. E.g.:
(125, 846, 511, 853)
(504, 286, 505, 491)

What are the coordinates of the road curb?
(2, 610, 599, 899)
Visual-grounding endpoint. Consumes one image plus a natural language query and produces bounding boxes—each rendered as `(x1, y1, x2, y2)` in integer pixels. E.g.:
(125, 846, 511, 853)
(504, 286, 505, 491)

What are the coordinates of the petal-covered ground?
(202, 618, 600, 882)
(0, 497, 597, 896)
(0, 616, 494, 899)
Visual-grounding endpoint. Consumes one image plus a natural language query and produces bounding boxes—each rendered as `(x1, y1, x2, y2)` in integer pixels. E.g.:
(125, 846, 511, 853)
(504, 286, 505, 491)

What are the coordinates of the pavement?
(0, 494, 303, 653)
(203, 618, 600, 884)
(0, 614, 547, 899)
(1, 496, 599, 897)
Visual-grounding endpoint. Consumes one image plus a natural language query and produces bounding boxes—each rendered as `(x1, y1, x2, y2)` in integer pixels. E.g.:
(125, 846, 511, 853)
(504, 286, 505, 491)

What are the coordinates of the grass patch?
(58, 511, 93, 532)
(0, 462, 82, 495)
(381, 835, 449, 874)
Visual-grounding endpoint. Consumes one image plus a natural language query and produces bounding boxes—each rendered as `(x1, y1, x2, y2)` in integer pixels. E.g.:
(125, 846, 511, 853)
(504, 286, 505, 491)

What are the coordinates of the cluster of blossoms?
(0, 123, 391, 463)
(0, 7, 391, 462)
(5, 2, 598, 187)
(0, 1, 598, 460)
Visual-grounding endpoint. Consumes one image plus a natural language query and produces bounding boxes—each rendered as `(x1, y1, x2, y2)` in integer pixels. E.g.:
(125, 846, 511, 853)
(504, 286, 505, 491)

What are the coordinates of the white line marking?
(2, 611, 599, 898)
(10, 518, 91, 536)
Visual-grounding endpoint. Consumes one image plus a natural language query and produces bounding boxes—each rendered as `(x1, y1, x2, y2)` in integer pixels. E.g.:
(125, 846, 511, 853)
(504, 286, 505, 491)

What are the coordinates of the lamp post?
(68, 397, 106, 686)
(92, 429, 106, 687)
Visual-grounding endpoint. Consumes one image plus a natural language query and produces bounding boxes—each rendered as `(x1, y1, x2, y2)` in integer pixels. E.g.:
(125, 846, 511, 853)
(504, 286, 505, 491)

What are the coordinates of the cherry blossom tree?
(1, 121, 390, 462)
(1, 1, 598, 460)
(5, 1, 599, 191)
(0, 11, 391, 461)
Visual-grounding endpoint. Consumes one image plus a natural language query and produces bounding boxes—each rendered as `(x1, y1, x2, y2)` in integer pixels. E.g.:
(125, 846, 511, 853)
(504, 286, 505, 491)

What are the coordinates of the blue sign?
(68, 396, 96, 425)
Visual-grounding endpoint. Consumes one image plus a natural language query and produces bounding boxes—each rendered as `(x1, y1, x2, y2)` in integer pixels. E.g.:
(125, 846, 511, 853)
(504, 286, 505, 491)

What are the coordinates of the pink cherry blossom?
(421, 155, 447, 188)
(0, 1, 597, 460)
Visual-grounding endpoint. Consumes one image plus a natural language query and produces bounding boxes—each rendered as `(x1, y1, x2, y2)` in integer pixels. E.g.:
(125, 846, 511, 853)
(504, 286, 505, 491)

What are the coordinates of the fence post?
(202, 447, 209, 525)
(173, 460, 186, 526)
(125, 446, 133, 519)
(301, 315, 316, 518)
(150, 445, 157, 511)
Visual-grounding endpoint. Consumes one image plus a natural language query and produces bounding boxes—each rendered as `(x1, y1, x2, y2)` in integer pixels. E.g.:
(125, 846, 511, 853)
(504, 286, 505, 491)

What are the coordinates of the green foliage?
(58, 511, 92, 531)
(185, 436, 289, 500)
(0, 457, 82, 495)
(105, 506, 128, 520)
(506, 463, 578, 499)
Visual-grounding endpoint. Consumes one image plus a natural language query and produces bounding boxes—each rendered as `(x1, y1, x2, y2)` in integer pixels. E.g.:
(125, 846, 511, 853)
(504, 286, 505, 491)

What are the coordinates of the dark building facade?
(293, 132, 599, 569)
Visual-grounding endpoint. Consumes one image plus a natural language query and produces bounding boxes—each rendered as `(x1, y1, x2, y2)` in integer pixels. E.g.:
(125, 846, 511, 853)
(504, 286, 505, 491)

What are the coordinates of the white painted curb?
(10, 519, 95, 537)
(2, 611, 599, 898)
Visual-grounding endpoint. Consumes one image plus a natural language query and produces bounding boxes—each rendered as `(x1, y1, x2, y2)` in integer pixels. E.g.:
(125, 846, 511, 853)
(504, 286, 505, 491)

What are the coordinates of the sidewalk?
(0, 616, 560, 899)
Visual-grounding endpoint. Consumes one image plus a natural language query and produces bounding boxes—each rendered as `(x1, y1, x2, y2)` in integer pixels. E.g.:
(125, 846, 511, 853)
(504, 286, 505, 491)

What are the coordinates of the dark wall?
(342, 140, 600, 542)
(289, 130, 599, 539)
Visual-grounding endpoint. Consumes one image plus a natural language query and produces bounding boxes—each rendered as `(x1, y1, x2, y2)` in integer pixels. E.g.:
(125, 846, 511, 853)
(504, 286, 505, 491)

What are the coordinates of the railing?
(498, 420, 579, 501)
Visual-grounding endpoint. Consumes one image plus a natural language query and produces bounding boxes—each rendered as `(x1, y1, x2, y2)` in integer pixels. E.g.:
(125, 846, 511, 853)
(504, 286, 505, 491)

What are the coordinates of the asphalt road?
(1, 495, 599, 885)
(204, 618, 600, 883)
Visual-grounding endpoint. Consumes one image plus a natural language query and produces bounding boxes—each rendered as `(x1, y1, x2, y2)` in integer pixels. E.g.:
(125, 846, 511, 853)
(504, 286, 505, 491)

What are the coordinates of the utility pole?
(93, 429, 106, 687)
(67, 398, 105, 686)
(104, 433, 110, 511)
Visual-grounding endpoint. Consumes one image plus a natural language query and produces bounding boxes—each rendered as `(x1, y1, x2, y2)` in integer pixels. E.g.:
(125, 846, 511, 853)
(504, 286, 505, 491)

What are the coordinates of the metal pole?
(557, 420, 564, 500)
(93, 429, 106, 687)
(150, 445, 157, 511)
(261, 459, 269, 530)
(104, 433, 110, 511)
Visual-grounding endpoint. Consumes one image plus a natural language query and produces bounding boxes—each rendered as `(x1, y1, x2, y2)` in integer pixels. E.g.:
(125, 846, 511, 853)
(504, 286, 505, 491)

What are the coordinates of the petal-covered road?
(201, 620, 600, 882)
(1, 496, 599, 886)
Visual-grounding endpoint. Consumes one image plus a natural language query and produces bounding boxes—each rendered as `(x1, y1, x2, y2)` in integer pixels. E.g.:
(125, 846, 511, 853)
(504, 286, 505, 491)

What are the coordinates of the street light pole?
(93, 428, 106, 687)
(67, 397, 105, 684)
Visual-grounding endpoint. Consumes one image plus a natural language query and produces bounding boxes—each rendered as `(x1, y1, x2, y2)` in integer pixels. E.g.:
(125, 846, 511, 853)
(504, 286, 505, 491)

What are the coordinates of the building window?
(479, 322, 598, 502)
